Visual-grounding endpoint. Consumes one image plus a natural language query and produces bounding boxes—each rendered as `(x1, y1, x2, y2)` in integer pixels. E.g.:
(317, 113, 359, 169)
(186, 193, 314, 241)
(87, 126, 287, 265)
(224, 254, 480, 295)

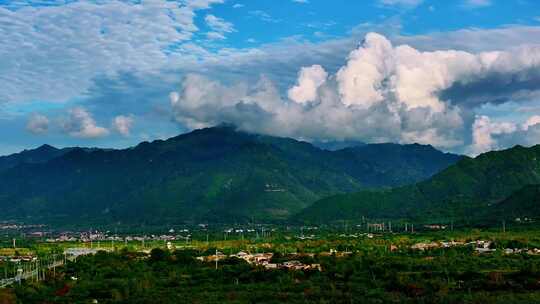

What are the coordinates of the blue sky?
(2, 0, 540, 156)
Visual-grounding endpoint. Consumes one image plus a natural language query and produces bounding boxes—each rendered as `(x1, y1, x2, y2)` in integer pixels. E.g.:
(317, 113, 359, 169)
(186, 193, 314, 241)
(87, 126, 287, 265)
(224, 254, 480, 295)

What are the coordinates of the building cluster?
(338, 233, 377, 239)
(0, 223, 45, 230)
(198, 251, 322, 271)
(43, 231, 190, 244)
(423, 224, 448, 230)
(503, 248, 540, 255)
(410, 239, 540, 255)
(0, 255, 36, 263)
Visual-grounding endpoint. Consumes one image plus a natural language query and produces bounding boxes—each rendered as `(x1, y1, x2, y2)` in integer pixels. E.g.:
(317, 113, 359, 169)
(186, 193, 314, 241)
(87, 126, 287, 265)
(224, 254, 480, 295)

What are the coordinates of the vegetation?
(4, 229, 540, 303)
(299, 145, 540, 224)
(0, 125, 460, 225)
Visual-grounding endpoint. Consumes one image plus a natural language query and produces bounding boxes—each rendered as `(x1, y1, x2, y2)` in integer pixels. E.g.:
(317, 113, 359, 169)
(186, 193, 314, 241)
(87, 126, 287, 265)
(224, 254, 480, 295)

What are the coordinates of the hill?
(487, 185, 540, 221)
(0, 144, 72, 172)
(0, 125, 461, 225)
(298, 145, 540, 223)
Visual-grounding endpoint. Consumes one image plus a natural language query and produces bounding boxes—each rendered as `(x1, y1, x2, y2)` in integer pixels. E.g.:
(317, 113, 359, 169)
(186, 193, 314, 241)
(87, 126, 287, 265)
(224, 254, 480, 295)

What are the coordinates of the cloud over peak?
(169, 32, 540, 155)
(288, 65, 328, 104)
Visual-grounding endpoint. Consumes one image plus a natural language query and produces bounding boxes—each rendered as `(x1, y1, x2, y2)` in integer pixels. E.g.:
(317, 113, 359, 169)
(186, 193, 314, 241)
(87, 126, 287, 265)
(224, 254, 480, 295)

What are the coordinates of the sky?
(2, 0, 540, 156)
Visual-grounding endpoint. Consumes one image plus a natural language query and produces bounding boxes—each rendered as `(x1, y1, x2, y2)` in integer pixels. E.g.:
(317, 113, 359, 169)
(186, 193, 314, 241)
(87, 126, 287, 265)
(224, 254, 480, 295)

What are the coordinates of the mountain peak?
(36, 144, 57, 151)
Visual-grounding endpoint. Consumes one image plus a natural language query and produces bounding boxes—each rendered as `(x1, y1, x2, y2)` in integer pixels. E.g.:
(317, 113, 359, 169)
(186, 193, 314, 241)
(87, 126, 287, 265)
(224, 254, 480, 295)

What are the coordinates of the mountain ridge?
(298, 144, 540, 223)
(0, 125, 461, 225)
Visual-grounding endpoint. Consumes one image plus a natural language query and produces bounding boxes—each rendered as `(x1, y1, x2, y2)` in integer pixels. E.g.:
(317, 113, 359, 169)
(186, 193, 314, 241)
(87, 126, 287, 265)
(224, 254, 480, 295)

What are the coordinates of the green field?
(2, 228, 540, 303)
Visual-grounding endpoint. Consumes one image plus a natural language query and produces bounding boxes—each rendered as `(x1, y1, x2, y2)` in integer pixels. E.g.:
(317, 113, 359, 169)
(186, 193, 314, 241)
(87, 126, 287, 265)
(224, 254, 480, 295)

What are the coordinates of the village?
(197, 250, 322, 271)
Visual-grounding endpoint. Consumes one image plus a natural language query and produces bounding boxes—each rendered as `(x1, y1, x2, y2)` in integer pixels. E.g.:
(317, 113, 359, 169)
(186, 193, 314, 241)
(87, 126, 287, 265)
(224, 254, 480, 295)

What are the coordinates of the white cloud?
(4, 1, 540, 155)
(249, 10, 280, 23)
(469, 115, 517, 155)
(0, 0, 223, 104)
(462, 0, 492, 9)
(206, 32, 227, 40)
(205, 14, 235, 38)
(169, 32, 540, 155)
(292, 0, 309, 3)
(232, 3, 244, 8)
(26, 113, 49, 135)
(112, 115, 134, 136)
(61, 107, 109, 138)
(523, 115, 540, 130)
(288, 65, 328, 104)
(466, 113, 540, 156)
(378, 0, 424, 8)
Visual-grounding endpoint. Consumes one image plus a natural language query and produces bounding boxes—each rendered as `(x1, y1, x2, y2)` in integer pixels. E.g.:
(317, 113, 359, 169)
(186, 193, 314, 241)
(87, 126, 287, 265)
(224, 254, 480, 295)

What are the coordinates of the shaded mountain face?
(0, 126, 461, 225)
(0, 144, 104, 172)
(488, 185, 540, 221)
(0, 144, 71, 171)
(298, 145, 540, 223)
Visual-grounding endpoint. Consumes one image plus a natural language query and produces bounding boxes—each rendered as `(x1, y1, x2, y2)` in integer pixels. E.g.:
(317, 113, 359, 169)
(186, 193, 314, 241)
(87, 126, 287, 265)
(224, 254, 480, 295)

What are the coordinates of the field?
(1, 226, 540, 303)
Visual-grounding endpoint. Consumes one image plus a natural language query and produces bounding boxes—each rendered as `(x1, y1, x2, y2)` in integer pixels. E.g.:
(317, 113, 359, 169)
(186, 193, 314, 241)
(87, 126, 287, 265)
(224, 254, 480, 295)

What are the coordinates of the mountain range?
(299, 145, 540, 224)
(0, 125, 461, 225)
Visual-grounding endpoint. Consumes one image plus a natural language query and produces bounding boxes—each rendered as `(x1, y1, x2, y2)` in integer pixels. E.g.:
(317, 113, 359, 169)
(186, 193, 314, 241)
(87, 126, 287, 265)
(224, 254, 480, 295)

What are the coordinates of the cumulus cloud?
(523, 115, 540, 130)
(466, 113, 540, 156)
(61, 107, 109, 138)
(288, 65, 328, 104)
(169, 32, 540, 155)
(26, 113, 49, 135)
(112, 115, 135, 136)
(469, 115, 517, 155)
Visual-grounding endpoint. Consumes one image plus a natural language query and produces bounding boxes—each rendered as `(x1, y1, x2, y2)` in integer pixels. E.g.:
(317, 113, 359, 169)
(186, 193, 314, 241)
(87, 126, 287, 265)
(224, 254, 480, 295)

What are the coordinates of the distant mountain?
(298, 145, 540, 223)
(0, 126, 461, 225)
(311, 140, 365, 151)
(0, 144, 106, 172)
(0, 144, 72, 172)
(330, 143, 461, 188)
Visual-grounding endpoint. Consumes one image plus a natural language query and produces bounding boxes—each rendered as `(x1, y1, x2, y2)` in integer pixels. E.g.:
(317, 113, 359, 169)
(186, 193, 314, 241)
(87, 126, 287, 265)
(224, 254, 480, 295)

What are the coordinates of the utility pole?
(12, 238, 15, 249)
(502, 220, 506, 233)
(215, 249, 218, 270)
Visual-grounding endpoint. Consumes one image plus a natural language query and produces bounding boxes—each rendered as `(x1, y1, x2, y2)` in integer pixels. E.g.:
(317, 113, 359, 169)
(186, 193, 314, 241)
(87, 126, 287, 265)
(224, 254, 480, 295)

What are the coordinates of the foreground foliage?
(5, 242, 540, 304)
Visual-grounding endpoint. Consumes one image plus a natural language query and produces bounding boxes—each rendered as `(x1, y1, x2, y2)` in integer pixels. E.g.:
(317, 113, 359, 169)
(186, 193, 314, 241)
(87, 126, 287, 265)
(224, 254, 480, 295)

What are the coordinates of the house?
(411, 242, 439, 251)
(282, 260, 304, 270)
(205, 251, 227, 262)
(264, 263, 279, 269)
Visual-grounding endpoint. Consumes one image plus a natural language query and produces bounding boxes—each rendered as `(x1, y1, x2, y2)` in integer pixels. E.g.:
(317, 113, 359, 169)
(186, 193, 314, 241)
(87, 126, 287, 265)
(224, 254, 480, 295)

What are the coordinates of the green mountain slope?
(487, 184, 540, 221)
(0, 125, 460, 225)
(298, 145, 540, 223)
(0, 144, 71, 172)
